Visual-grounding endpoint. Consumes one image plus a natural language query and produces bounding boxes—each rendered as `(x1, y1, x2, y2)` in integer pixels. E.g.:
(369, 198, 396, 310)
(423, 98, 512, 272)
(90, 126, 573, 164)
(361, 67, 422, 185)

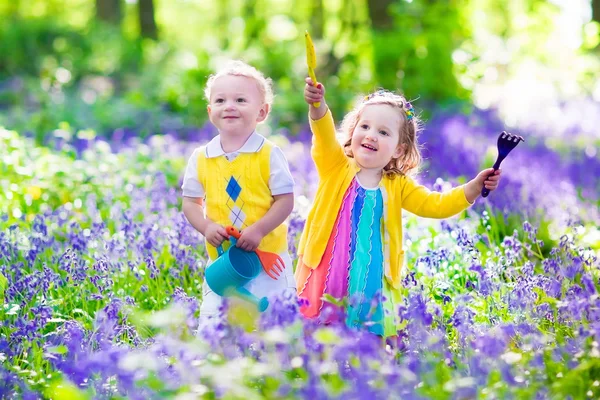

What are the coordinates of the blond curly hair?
(204, 60, 274, 114)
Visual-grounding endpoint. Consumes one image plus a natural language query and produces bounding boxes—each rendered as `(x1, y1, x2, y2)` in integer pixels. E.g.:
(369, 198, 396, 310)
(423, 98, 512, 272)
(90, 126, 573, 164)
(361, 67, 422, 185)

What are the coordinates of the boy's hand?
(204, 222, 229, 248)
(465, 168, 502, 203)
(305, 77, 327, 120)
(236, 225, 265, 252)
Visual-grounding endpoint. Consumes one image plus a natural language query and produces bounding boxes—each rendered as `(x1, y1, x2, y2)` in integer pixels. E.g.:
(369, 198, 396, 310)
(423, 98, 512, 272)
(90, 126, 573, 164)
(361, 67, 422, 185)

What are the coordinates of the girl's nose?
(366, 132, 378, 142)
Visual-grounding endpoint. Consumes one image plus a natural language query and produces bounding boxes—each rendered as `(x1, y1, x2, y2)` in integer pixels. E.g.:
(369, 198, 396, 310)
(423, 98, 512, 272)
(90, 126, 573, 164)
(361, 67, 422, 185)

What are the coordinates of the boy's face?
(350, 104, 403, 172)
(207, 75, 268, 137)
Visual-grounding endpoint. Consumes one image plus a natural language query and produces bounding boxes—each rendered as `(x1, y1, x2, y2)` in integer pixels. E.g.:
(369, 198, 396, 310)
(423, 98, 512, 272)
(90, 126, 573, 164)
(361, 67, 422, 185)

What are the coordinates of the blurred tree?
(310, 0, 324, 39)
(366, 0, 469, 104)
(593, 0, 600, 23)
(217, 0, 232, 49)
(96, 0, 122, 25)
(138, 0, 158, 40)
(6, 0, 20, 17)
(367, 0, 394, 30)
(242, 0, 264, 47)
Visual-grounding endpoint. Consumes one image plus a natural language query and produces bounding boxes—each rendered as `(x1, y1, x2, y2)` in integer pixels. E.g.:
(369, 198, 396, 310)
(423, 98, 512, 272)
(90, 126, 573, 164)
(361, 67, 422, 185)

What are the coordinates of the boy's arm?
(236, 193, 294, 252)
(182, 197, 209, 235)
(182, 197, 229, 247)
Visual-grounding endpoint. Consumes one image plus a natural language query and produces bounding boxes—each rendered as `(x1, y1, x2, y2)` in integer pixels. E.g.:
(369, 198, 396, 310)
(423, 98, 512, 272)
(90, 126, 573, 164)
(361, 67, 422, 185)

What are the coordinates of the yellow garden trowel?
(304, 30, 320, 107)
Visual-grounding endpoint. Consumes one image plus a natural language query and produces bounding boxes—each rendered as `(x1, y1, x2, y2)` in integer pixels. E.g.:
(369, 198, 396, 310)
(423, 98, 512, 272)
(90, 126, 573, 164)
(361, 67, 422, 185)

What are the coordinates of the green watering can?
(204, 235, 269, 312)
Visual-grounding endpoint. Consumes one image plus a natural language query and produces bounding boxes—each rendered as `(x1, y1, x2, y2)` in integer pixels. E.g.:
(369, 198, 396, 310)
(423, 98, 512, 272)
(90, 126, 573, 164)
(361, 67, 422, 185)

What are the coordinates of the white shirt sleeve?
(269, 146, 295, 196)
(181, 147, 205, 198)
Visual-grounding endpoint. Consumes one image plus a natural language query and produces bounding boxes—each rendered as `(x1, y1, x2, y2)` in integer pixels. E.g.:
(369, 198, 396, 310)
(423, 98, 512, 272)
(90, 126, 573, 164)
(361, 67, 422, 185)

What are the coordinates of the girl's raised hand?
(305, 77, 327, 120)
(304, 77, 325, 106)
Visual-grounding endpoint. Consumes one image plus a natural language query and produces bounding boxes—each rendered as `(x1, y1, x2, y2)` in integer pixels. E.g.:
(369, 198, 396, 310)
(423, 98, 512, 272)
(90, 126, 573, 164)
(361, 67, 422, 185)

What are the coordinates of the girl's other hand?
(478, 168, 502, 191)
(464, 168, 502, 203)
(204, 222, 229, 248)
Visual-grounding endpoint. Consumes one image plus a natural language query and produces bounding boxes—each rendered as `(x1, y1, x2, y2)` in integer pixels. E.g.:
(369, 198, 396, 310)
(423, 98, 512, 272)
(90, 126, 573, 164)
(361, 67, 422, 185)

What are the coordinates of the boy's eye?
(214, 98, 224, 103)
(237, 98, 246, 103)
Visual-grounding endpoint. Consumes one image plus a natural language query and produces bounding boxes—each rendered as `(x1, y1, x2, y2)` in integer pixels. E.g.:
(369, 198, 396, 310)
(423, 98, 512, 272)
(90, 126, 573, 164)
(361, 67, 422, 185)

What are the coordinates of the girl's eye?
(237, 98, 246, 103)
(379, 130, 389, 136)
(360, 124, 369, 130)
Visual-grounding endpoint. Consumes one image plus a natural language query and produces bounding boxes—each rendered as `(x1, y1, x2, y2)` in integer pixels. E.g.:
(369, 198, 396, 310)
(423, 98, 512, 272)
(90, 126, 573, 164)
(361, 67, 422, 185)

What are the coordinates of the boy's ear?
(257, 104, 269, 122)
(207, 105, 212, 117)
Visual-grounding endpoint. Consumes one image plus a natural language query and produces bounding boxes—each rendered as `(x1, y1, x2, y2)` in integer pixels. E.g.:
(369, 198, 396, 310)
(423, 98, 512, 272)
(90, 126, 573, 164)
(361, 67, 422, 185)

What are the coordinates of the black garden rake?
(481, 131, 524, 198)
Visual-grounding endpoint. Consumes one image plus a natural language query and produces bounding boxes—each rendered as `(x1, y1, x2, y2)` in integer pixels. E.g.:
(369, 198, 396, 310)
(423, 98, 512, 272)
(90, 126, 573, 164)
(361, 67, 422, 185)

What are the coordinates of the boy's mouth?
(361, 143, 377, 151)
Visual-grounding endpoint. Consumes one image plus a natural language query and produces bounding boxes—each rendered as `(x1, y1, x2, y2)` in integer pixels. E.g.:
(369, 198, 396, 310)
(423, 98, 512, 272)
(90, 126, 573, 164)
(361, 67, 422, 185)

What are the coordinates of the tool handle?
(225, 226, 241, 239)
(481, 184, 492, 198)
(481, 157, 504, 198)
(307, 68, 321, 108)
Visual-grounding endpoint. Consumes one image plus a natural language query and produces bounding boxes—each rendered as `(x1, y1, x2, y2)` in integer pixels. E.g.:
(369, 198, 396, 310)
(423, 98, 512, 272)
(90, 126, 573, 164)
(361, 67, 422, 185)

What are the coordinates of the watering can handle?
(216, 234, 237, 256)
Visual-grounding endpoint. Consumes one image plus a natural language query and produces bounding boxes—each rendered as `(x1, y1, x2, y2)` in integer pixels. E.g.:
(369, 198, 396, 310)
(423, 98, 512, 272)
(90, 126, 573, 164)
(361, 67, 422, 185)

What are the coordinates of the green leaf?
(46, 345, 68, 355)
(0, 272, 7, 304)
(314, 327, 339, 345)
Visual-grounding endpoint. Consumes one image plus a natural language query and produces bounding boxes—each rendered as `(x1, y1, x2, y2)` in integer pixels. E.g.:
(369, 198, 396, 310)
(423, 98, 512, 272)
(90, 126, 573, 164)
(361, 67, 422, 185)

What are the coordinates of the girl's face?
(350, 104, 404, 172)
(207, 75, 268, 137)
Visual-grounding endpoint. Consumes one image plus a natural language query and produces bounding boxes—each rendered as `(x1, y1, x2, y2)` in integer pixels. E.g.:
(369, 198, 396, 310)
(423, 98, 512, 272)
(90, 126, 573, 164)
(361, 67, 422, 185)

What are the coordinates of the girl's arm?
(235, 193, 294, 252)
(304, 78, 348, 177)
(400, 177, 472, 219)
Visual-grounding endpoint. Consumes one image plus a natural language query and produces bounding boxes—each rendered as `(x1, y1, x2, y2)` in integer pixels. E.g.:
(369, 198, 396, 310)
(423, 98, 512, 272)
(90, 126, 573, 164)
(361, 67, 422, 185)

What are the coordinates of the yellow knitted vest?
(197, 140, 288, 261)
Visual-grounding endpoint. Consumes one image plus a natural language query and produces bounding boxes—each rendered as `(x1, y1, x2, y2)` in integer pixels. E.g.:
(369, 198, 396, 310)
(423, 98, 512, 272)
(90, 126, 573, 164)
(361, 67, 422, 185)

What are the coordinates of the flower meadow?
(1, 104, 599, 399)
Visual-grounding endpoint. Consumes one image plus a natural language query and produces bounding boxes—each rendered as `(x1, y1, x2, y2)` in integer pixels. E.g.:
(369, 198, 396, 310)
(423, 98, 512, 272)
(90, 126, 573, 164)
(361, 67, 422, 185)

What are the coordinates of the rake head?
(493, 131, 524, 169)
(482, 131, 524, 198)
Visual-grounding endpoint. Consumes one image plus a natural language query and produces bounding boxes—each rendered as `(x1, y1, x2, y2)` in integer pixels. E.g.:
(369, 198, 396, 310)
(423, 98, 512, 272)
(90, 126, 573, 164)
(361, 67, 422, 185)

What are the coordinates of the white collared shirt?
(181, 131, 295, 198)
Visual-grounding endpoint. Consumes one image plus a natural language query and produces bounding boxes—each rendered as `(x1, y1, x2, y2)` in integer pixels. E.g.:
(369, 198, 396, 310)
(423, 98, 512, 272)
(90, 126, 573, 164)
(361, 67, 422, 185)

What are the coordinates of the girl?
(182, 60, 296, 324)
(295, 78, 501, 337)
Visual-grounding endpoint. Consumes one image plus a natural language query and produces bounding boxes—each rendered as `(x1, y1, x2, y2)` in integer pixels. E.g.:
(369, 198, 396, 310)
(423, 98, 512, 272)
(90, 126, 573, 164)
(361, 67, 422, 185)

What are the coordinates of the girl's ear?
(257, 104, 269, 122)
(393, 144, 405, 159)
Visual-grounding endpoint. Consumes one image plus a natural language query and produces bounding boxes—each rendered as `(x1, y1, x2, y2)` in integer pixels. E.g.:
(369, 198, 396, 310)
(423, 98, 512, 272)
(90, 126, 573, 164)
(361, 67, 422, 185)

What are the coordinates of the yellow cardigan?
(297, 109, 473, 289)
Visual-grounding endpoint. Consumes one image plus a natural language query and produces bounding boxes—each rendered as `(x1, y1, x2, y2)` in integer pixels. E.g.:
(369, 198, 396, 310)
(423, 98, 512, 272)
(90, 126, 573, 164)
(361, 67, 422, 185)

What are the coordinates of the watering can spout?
(234, 287, 269, 312)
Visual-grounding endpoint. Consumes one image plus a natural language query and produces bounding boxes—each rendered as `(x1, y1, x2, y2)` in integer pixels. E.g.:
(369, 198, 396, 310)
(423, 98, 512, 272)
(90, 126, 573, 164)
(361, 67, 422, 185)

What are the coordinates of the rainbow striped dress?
(296, 177, 401, 337)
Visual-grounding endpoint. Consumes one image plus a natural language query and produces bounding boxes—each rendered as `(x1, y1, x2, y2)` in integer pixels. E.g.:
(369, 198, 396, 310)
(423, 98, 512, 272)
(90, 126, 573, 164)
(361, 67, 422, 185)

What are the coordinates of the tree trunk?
(95, 0, 122, 25)
(310, 0, 324, 39)
(593, 0, 600, 24)
(366, 0, 394, 31)
(8, 0, 20, 17)
(138, 0, 158, 40)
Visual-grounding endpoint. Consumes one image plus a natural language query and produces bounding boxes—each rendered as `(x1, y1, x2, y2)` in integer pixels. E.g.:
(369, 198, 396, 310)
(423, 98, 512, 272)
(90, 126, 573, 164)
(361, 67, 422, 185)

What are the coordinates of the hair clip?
(364, 90, 415, 121)
(405, 102, 414, 121)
